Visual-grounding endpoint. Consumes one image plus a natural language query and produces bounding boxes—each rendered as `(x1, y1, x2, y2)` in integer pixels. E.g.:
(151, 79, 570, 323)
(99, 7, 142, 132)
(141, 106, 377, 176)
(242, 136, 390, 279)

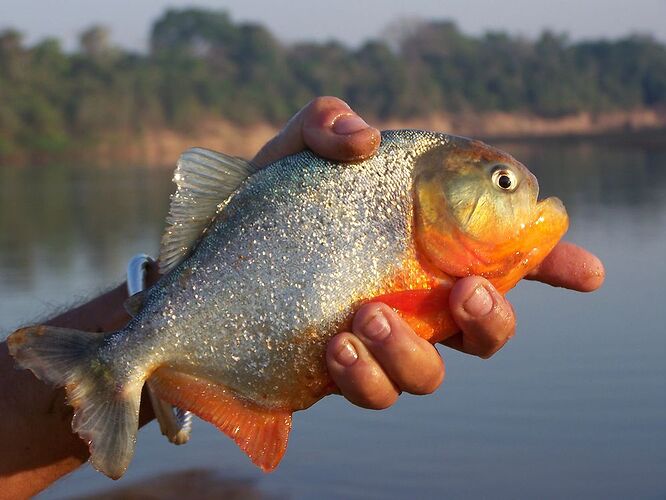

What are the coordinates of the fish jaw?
(414, 194, 568, 293)
(487, 195, 568, 292)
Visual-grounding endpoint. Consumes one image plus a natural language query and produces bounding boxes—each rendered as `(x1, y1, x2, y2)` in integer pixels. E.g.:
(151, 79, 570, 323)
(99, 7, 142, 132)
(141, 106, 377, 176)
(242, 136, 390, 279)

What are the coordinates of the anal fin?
(150, 367, 292, 472)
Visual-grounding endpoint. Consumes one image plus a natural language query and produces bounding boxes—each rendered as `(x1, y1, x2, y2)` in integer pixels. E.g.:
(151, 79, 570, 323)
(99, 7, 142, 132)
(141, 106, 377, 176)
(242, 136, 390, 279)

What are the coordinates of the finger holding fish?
(326, 333, 400, 410)
(328, 304, 445, 409)
(443, 277, 516, 359)
(351, 303, 445, 396)
(251, 96, 381, 168)
(527, 241, 605, 292)
(329, 279, 514, 409)
(442, 245, 604, 359)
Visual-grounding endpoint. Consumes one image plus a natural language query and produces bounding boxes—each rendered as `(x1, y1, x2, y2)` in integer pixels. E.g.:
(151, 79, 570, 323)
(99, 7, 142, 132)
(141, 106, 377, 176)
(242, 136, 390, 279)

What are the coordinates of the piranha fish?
(8, 130, 568, 479)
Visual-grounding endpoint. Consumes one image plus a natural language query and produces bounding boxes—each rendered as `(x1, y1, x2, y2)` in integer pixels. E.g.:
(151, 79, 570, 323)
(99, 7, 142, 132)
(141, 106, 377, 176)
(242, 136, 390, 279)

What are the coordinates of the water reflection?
(0, 165, 172, 290)
(503, 141, 666, 211)
(74, 469, 283, 500)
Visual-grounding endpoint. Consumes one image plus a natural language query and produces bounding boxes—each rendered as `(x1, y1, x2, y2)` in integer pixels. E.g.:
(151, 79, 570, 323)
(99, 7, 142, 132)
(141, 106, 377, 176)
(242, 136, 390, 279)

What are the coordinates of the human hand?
(252, 96, 605, 410)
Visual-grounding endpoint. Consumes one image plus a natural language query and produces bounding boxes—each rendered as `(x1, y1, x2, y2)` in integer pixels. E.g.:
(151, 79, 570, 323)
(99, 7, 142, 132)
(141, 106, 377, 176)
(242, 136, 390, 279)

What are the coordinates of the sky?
(0, 0, 664, 52)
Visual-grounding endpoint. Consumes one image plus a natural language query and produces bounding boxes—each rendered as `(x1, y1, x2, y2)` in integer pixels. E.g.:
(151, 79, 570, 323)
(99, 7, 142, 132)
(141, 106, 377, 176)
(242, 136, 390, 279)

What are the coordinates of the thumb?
(251, 96, 381, 168)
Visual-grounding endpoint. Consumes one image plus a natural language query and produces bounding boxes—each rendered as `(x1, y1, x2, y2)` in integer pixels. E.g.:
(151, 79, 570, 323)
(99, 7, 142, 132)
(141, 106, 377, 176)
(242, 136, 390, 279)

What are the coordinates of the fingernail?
(332, 114, 369, 135)
(335, 340, 359, 366)
(361, 310, 391, 341)
(463, 285, 494, 317)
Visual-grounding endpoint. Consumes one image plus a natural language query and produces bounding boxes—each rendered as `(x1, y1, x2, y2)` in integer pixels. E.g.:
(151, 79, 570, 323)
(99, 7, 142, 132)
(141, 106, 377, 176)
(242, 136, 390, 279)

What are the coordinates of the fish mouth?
(530, 196, 569, 247)
(536, 196, 567, 219)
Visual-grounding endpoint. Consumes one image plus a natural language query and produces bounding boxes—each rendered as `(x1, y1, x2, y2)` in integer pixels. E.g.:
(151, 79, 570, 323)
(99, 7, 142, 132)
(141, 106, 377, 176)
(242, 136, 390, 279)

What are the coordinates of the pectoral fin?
(370, 287, 457, 343)
(150, 367, 292, 472)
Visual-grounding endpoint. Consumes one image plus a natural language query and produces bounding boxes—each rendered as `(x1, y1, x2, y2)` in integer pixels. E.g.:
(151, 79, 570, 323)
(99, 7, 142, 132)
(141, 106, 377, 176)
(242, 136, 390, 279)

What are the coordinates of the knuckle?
(478, 349, 497, 360)
(360, 385, 399, 410)
(401, 355, 445, 395)
(476, 300, 514, 356)
(329, 339, 400, 410)
(318, 95, 348, 107)
(353, 365, 399, 410)
(307, 95, 349, 113)
(493, 321, 515, 348)
(477, 333, 508, 359)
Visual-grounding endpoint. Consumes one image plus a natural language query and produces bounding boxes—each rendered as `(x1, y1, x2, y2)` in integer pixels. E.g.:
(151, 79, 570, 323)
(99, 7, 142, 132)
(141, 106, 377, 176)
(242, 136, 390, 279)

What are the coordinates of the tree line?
(1, 8, 665, 159)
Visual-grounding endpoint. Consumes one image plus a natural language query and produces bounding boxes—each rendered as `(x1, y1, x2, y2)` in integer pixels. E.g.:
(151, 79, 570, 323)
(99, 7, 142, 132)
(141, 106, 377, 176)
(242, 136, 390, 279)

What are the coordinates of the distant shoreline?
(4, 108, 665, 167)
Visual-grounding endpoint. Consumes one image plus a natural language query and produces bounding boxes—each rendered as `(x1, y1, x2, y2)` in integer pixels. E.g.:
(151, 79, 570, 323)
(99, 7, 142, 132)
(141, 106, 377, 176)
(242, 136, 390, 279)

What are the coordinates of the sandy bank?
(7, 108, 666, 167)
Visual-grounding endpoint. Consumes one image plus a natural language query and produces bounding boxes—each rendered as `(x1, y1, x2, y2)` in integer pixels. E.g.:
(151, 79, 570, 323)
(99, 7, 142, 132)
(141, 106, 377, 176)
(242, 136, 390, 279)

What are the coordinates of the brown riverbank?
(5, 108, 666, 167)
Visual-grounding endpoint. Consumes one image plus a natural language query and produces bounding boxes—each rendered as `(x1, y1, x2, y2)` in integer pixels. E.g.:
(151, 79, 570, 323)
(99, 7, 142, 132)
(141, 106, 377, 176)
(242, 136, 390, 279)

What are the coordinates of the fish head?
(413, 135, 569, 292)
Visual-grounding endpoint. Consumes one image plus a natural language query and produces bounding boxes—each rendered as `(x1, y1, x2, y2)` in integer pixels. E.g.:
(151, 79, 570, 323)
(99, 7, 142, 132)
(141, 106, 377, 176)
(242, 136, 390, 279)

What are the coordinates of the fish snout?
(535, 196, 569, 237)
(539, 196, 566, 214)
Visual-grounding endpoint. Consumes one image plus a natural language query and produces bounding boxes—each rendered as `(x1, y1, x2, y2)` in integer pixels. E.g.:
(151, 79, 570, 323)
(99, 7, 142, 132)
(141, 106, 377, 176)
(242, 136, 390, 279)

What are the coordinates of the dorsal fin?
(158, 148, 258, 274)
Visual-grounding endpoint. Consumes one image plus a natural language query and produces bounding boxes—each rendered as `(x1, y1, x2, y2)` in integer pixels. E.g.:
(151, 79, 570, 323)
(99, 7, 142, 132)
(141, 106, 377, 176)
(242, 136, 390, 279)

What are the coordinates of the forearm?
(44, 283, 132, 332)
(0, 283, 132, 498)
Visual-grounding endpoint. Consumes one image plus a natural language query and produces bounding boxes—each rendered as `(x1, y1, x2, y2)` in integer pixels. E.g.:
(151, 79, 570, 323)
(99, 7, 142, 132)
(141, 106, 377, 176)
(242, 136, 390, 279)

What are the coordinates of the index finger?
(251, 96, 381, 168)
(526, 241, 605, 292)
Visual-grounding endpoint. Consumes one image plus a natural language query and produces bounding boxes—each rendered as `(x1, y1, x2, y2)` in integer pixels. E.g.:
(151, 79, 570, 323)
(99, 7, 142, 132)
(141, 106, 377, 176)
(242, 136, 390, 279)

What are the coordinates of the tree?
(79, 26, 112, 58)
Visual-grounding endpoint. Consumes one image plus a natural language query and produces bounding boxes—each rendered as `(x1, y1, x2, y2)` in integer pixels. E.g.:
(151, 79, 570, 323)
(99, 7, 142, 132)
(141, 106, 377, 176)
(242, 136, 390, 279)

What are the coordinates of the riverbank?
(4, 108, 665, 167)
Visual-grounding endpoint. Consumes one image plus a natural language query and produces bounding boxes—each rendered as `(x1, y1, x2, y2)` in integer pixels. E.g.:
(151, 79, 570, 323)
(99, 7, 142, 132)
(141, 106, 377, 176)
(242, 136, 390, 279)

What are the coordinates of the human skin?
(0, 97, 605, 498)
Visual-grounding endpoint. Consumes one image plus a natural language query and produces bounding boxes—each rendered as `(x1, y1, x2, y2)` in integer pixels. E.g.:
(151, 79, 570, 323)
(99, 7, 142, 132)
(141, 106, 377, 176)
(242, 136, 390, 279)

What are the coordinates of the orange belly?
(357, 253, 458, 344)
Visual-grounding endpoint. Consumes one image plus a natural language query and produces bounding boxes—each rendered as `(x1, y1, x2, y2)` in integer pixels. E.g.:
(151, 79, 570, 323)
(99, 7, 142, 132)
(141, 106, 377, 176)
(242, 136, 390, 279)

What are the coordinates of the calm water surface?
(1, 141, 664, 499)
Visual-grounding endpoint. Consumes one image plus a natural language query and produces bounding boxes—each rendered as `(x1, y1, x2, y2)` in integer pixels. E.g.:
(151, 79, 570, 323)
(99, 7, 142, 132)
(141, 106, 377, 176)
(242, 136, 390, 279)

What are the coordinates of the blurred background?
(1, 1, 665, 498)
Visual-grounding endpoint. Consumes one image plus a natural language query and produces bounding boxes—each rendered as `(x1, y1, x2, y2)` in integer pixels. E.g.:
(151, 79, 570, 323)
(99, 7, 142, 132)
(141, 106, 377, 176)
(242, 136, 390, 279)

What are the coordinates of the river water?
(1, 139, 664, 499)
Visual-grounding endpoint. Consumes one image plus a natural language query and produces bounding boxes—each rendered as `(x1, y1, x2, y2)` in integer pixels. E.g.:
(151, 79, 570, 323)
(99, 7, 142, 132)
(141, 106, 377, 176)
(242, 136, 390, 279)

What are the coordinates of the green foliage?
(1, 9, 666, 160)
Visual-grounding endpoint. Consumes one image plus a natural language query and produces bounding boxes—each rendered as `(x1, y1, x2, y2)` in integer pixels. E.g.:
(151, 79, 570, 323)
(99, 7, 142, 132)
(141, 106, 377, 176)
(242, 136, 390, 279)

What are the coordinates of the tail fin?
(8, 325, 143, 479)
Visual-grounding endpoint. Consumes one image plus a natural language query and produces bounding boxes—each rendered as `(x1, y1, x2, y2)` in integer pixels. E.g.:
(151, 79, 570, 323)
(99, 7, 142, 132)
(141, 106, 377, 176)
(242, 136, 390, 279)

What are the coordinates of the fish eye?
(491, 166, 518, 192)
